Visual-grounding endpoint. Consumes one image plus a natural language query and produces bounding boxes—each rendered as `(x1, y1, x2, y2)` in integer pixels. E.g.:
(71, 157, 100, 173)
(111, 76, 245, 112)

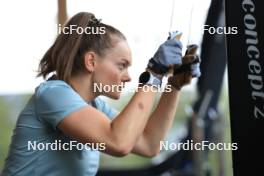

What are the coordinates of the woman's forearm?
(110, 86, 157, 152)
(142, 86, 180, 154)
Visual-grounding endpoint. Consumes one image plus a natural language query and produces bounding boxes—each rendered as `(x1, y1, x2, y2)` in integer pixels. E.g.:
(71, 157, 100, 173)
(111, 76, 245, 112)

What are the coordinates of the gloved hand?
(147, 31, 183, 76)
(174, 44, 201, 77)
(168, 44, 201, 90)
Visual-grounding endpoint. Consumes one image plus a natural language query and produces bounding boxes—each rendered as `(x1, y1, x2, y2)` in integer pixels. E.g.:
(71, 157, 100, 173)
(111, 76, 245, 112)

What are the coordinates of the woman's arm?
(131, 85, 180, 157)
(58, 86, 157, 157)
(132, 45, 201, 157)
(58, 32, 187, 157)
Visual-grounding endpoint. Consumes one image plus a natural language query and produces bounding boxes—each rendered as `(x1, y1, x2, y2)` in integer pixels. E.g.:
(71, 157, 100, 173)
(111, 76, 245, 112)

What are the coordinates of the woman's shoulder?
(35, 80, 73, 97)
(38, 80, 70, 89)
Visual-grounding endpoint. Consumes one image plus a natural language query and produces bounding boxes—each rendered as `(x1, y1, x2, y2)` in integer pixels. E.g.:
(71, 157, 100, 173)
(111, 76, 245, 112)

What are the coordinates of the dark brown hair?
(37, 12, 126, 82)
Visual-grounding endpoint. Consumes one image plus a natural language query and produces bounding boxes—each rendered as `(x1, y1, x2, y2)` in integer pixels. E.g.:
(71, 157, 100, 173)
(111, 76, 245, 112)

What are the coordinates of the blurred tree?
(0, 95, 31, 170)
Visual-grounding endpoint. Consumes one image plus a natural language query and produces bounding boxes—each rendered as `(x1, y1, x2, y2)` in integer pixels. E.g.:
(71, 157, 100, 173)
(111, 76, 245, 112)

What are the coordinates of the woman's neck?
(68, 74, 99, 102)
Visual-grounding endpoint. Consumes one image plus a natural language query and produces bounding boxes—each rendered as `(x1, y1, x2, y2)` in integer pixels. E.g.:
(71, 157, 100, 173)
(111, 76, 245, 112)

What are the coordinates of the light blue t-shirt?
(1, 80, 118, 176)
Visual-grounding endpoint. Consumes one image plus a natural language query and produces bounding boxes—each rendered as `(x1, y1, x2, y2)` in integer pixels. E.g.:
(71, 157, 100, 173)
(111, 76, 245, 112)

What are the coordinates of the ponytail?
(37, 12, 126, 82)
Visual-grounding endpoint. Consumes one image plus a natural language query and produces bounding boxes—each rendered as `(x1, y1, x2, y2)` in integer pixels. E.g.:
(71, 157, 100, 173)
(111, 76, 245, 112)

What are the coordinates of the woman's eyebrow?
(121, 58, 131, 66)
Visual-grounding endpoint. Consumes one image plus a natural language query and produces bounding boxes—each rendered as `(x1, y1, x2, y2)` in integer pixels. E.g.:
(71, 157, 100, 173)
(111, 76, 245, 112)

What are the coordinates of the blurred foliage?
(0, 94, 31, 170)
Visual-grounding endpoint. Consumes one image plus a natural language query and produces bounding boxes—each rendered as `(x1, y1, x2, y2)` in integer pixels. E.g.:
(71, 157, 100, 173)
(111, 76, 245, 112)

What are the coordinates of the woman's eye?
(118, 63, 126, 70)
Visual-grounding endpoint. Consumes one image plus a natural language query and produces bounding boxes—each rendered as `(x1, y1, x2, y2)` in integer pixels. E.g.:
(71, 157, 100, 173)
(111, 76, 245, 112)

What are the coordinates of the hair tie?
(89, 17, 102, 25)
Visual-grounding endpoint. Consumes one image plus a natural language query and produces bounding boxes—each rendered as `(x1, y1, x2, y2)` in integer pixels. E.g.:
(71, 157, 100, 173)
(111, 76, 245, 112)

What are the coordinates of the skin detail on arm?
(138, 102, 144, 110)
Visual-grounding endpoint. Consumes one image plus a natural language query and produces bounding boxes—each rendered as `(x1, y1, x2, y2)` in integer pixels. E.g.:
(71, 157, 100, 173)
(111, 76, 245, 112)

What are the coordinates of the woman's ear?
(84, 51, 96, 73)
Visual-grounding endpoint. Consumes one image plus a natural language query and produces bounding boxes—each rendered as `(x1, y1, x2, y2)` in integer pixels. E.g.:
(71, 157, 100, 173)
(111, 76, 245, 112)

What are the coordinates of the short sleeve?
(94, 98, 118, 120)
(35, 81, 88, 129)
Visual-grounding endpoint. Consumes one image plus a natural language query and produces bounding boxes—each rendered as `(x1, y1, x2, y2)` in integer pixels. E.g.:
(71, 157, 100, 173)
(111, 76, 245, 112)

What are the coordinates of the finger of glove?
(168, 31, 182, 40)
(182, 54, 196, 65)
(185, 44, 198, 55)
(173, 55, 194, 75)
(193, 55, 201, 64)
(165, 37, 183, 48)
(190, 63, 201, 77)
(174, 54, 200, 75)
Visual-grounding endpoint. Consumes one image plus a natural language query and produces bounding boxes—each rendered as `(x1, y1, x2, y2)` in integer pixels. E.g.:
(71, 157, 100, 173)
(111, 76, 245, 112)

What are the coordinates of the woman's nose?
(122, 71, 131, 82)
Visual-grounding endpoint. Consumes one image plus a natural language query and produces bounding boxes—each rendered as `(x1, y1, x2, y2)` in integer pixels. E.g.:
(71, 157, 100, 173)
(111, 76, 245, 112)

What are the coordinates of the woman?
(2, 12, 200, 176)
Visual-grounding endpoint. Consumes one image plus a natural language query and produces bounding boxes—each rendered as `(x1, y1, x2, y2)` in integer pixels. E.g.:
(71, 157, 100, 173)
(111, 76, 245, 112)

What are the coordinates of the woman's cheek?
(108, 67, 122, 84)
(112, 72, 121, 85)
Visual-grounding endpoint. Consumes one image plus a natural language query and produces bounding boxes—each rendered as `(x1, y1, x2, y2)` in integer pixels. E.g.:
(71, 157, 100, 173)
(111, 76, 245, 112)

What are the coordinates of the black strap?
(147, 58, 169, 74)
(47, 74, 58, 81)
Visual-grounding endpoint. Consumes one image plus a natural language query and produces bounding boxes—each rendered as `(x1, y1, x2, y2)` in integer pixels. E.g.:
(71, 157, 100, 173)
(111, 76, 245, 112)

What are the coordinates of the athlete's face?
(92, 40, 132, 99)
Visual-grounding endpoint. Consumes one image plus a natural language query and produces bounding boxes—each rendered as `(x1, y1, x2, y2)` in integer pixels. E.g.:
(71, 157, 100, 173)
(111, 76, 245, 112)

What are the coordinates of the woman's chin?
(105, 92, 121, 100)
